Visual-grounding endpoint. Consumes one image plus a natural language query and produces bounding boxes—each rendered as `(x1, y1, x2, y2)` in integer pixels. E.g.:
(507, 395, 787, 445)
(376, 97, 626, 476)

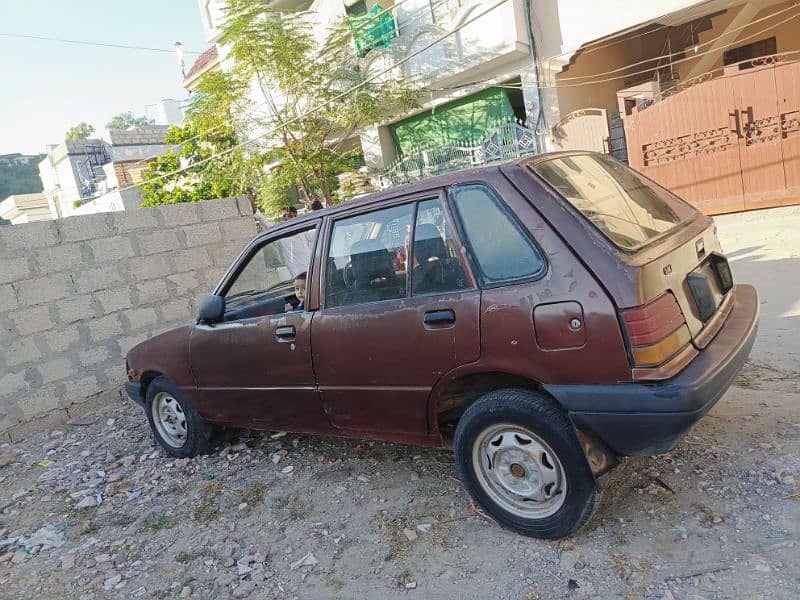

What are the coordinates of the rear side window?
(532, 154, 697, 250)
(449, 184, 546, 284)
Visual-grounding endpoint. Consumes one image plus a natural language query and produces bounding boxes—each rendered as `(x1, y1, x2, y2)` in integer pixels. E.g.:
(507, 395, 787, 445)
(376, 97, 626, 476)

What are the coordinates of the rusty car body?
(124, 152, 758, 538)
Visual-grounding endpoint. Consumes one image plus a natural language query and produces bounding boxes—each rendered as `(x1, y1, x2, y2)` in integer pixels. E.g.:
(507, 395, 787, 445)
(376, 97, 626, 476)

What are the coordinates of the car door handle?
(424, 309, 455, 325)
(275, 325, 296, 341)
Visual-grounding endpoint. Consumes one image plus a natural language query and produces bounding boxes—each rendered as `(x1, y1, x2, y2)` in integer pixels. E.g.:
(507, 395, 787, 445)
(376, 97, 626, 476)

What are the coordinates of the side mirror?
(198, 295, 225, 324)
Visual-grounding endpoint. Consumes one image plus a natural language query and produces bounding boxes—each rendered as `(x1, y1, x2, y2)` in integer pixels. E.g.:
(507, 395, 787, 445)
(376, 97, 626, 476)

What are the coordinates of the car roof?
(272, 151, 590, 220)
(256, 150, 600, 241)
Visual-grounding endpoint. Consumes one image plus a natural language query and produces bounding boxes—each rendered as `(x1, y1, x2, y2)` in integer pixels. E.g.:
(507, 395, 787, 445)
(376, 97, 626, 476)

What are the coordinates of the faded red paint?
(125, 153, 753, 448)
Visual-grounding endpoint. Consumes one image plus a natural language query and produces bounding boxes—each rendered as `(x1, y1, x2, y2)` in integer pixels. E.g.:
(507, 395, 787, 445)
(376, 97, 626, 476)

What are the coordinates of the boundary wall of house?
(0, 198, 258, 442)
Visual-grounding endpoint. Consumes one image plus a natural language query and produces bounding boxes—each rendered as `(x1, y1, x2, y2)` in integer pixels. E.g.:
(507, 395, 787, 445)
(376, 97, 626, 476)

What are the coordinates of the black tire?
(145, 376, 214, 458)
(453, 388, 596, 539)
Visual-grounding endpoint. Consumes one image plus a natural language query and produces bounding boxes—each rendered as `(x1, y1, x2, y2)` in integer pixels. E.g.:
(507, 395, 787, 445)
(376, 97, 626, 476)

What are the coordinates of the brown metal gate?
(623, 53, 800, 215)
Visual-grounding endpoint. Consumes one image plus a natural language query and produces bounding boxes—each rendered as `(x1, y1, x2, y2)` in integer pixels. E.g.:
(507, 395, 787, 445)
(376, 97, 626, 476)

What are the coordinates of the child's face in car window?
(294, 278, 306, 304)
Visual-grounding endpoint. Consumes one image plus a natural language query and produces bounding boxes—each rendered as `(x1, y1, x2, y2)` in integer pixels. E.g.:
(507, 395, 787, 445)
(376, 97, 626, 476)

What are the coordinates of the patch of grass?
(271, 494, 311, 521)
(389, 568, 413, 588)
(175, 550, 207, 565)
(337, 535, 358, 551)
(193, 482, 221, 523)
(82, 522, 98, 535)
(272, 496, 290, 512)
(242, 482, 268, 505)
(325, 573, 344, 591)
(288, 502, 312, 520)
(194, 506, 219, 524)
(144, 515, 174, 531)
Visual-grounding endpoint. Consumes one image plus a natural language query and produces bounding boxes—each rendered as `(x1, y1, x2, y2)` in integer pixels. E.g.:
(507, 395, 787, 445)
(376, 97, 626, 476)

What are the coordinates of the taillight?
(622, 293, 691, 367)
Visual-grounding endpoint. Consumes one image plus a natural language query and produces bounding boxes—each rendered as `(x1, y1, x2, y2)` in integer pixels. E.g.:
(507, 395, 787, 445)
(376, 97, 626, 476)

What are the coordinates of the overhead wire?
(119, 0, 512, 193)
(504, 5, 800, 90)
(424, 1, 797, 94)
(536, 0, 748, 64)
(0, 32, 203, 54)
(552, 1, 798, 82)
(125, 0, 795, 192)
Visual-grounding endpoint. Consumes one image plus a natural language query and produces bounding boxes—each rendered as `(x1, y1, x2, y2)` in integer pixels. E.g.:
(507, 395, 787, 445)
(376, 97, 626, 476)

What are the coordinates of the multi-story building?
(197, 0, 545, 185)
(0, 153, 42, 167)
(145, 99, 186, 126)
(196, 0, 800, 212)
(38, 126, 172, 218)
(537, 0, 800, 214)
(183, 45, 222, 92)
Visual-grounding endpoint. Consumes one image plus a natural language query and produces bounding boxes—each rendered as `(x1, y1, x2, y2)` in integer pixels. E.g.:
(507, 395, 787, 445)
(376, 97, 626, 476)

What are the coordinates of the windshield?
(532, 154, 697, 250)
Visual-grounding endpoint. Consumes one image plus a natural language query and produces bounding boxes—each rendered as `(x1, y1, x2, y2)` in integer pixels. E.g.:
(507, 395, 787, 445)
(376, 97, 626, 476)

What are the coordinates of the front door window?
(224, 227, 316, 319)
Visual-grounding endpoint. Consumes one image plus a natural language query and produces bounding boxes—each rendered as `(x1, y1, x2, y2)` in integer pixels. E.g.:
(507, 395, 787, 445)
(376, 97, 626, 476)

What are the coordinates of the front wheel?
(453, 389, 597, 539)
(145, 376, 214, 458)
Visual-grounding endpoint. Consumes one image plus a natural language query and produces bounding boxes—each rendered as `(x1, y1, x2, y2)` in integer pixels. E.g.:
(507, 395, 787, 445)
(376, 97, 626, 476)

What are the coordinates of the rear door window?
(532, 153, 697, 250)
(449, 184, 546, 284)
(325, 204, 413, 308)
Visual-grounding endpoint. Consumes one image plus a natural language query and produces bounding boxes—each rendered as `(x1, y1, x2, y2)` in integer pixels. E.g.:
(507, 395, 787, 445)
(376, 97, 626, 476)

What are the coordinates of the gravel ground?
(1, 208, 799, 599)
(0, 381, 798, 600)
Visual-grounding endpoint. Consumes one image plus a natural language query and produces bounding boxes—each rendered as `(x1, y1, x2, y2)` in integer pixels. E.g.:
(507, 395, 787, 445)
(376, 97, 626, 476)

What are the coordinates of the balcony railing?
(378, 118, 539, 187)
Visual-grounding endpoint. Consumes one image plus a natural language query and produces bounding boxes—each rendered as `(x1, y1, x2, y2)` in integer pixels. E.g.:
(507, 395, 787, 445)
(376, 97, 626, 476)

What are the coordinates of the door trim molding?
(319, 385, 430, 392)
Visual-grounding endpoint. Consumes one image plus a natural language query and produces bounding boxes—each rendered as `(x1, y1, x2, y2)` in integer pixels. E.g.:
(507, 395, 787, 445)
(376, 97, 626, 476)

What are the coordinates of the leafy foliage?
(140, 0, 416, 215)
(139, 71, 260, 206)
(219, 0, 416, 214)
(65, 122, 95, 141)
(106, 112, 153, 131)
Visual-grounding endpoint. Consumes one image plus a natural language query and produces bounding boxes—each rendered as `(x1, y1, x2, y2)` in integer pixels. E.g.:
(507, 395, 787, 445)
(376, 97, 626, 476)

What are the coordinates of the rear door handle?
(424, 309, 455, 325)
(275, 325, 296, 341)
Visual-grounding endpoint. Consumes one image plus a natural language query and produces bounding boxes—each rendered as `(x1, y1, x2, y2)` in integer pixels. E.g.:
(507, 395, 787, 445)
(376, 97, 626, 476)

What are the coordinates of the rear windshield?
(532, 154, 697, 250)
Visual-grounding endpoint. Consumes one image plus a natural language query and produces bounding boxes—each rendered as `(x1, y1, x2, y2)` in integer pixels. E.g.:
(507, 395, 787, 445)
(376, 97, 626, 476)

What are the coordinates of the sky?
(0, 0, 209, 155)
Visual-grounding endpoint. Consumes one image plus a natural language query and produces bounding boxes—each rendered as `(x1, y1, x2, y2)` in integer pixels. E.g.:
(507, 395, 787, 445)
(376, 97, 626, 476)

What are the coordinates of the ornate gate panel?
(624, 53, 800, 215)
(774, 61, 800, 199)
(732, 64, 785, 210)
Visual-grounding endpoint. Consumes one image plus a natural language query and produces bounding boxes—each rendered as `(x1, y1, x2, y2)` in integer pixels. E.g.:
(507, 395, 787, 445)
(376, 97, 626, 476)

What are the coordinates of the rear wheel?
(453, 388, 597, 539)
(145, 376, 213, 458)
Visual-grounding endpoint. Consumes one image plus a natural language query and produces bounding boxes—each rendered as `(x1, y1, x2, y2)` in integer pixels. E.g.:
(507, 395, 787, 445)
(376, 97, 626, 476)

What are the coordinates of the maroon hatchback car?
(124, 152, 758, 539)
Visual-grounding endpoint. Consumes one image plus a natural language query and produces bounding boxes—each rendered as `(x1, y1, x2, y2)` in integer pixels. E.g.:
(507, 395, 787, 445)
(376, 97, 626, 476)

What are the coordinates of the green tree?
(106, 112, 153, 130)
(139, 71, 259, 206)
(139, 0, 416, 215)
(65, 122, 95, 141)
(220, 0, 416, 214)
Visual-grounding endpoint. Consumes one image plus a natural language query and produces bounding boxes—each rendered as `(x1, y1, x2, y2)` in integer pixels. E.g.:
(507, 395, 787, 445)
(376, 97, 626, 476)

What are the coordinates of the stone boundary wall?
(0, 198, 258, 442)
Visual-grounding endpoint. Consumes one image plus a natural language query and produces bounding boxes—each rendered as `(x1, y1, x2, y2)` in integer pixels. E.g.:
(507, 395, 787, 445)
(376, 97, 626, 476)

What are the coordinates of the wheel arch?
(139, 370, 165, 400)
(431, 370, 552, 445)
(430, 370, 617, 475)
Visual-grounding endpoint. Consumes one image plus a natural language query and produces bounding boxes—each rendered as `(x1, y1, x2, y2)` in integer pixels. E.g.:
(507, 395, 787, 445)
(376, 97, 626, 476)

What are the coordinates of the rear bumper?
(124, 380, 145, 407)
(544, 284, 759, 456)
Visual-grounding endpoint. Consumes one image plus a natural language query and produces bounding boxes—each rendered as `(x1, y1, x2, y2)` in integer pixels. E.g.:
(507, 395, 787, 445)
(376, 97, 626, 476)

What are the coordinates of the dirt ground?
(0, 207, 798, 600)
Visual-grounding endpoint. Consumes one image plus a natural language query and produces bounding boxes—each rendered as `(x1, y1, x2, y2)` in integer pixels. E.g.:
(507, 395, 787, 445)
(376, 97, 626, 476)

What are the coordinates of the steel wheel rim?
(151, 392, 187, 448)
(472, 423, 566, 519)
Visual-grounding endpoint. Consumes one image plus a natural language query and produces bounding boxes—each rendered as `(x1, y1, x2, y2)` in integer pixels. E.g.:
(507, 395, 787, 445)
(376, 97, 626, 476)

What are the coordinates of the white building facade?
(38, 126, 173, 218)
(196, 0, 793, 186)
